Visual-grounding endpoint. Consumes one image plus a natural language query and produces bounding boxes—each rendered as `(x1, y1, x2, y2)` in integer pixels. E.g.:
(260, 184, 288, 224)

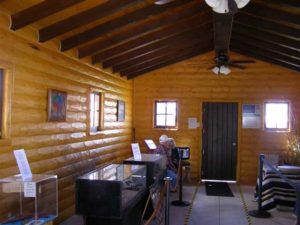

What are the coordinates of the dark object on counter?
(76, 164, 146, 225)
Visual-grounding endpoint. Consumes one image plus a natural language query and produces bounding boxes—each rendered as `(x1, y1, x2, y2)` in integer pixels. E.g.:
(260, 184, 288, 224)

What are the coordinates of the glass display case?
(0, 174, 58, 225)
(76, 164, 146, 219)
(123, 154, 166, 187)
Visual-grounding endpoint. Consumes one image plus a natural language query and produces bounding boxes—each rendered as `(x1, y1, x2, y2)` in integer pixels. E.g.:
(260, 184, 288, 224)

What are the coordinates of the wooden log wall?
(133, 52, 300, 184)
(0, 12, 133, 223)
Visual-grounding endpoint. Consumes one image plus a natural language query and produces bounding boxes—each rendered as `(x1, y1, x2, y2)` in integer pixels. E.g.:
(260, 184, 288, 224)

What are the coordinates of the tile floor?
(60, 183, 297, 225)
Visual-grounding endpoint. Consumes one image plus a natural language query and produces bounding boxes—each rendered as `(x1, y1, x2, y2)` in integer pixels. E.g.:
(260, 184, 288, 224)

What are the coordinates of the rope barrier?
(239, 185, 252, 225)
(183, 183, 199, 225)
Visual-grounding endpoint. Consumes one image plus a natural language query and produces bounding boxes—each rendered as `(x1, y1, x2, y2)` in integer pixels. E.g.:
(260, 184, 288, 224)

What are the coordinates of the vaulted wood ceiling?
(2, 0, 300, 79)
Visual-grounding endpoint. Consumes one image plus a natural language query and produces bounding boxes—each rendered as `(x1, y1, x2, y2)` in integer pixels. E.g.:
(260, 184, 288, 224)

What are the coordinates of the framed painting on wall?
(48, 89, 67, 122)
(117, 100, 125, 121)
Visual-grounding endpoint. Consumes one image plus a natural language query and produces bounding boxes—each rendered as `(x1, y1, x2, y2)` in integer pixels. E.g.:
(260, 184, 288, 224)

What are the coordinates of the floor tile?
(59, 184, 297, 225)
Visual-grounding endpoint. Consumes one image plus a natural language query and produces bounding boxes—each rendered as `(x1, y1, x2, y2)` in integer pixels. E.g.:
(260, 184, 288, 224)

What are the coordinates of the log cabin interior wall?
(0, 10, 133, 223)
(0, 0, 299, 224)
(133, 52, 300, 184)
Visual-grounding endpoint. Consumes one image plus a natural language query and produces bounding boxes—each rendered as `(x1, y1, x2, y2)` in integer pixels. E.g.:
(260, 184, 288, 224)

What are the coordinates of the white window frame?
(264, 101, 290, 132)
(89, 90, 104, 134)
(154, 100, 178, 129)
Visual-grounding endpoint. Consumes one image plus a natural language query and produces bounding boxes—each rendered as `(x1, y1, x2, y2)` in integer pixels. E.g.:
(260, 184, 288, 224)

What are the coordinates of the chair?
(172, 147, 191, 182)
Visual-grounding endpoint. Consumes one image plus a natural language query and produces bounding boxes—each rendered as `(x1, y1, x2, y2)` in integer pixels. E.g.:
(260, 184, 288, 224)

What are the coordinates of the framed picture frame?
(117, 100, 125, 121)
(48, 89, 67, 122)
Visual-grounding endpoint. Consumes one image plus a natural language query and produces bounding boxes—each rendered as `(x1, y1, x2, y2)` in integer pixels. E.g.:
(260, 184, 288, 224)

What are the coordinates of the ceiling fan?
(155, 0, 254, 75)
(206, 0, 255, 75)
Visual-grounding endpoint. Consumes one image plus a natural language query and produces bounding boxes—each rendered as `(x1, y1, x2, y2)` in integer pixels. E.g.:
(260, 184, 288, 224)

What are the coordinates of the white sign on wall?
(188, 117, 200, 129)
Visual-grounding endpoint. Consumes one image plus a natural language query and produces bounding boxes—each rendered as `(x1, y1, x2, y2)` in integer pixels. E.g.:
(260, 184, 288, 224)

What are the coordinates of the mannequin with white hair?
(155, 134, 177, 192)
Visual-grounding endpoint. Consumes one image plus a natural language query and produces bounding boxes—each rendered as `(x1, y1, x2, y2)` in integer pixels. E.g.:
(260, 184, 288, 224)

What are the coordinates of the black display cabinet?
(123, 154, 167, 219)
(123, 154, 166, 187)
(76, 164, 146, 225)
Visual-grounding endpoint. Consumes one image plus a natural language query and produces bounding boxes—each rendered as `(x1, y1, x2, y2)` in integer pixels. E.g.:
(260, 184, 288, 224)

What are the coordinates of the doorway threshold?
(201, 179, 237, 183)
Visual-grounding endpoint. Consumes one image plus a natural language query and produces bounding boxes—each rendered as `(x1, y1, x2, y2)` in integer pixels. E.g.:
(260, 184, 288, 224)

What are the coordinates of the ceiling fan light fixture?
(220, 65, 231, 75)
(212, 66, 220, 74)
(205, 0, 250, 13)
(205, 0, 228, 13)
(235, 0, 250, 8)
(204, 0, 221, 8)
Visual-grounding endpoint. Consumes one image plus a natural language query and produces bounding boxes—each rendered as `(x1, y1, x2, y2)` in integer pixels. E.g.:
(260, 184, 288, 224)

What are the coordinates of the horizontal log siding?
(133, 52, 300, 185)
(0, 12, 133, 223)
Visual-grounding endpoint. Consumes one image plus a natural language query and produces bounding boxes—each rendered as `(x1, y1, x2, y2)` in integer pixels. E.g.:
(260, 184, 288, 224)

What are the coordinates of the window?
(90, 91, 103, 133)
(264, 102, 289, 131)
(154, 101, 177, 128)
(0, 69, 3, 137)
(0, 63, 13, 140)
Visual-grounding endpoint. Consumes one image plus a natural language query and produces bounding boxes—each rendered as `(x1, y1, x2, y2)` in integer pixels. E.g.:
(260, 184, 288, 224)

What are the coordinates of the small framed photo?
(48, 89, 67, 122)
(117, 100, 125, 121)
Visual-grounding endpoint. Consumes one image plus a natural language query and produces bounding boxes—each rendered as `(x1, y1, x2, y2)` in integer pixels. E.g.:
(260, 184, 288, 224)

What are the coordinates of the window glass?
(166, 102, 176, 114)
(166, 115, 176, 126)
(154, 101, 177, 128)
(265, 102, 289, 130)
(90, 92, 103, 132)
(156, 115, 166, 126)
(156, 102, 166, 114)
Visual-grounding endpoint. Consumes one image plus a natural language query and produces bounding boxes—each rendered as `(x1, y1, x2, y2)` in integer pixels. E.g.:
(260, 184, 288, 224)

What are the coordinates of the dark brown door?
(201, 102, 238, 181)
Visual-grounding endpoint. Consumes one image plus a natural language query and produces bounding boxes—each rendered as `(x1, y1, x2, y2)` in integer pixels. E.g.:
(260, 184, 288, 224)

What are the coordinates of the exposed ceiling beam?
(235, 13, 300, 39)
(114, 36, 212, 73)
(233, 23, 300, 50)
(231, 34, 300, 59)
(233, 47, 300, 73)
(122, 43, 213, 75)
(242, 1, 300, 26)
(60, 0, 193, 51)
(125, 46, 212, 79)
(78, 2, 209, 58)
(39, 0, 144, 42)
(232, 41, 300, 72)
(106, 28, 213, 68)
(10, 0, 84, 30)
(103, 37, 189, 69)
(260, 0, 300, 8)
(102, 27, 213, 69)
(91, 14, 212, 63)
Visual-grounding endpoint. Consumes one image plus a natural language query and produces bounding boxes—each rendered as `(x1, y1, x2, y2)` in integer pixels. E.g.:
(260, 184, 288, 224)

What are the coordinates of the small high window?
(154, 101, 177, 128)
(0, 63, 13, 139)
(90, 91, 103, 133)
(264, 102, 289, 131)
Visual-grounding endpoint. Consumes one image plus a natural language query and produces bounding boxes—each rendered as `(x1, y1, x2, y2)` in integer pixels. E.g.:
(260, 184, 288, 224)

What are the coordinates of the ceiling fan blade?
(154, 0, 176, 5)
(228, 63, 246, 69)
(230, 60, 255, 64)
(213, 12, 234, 56)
